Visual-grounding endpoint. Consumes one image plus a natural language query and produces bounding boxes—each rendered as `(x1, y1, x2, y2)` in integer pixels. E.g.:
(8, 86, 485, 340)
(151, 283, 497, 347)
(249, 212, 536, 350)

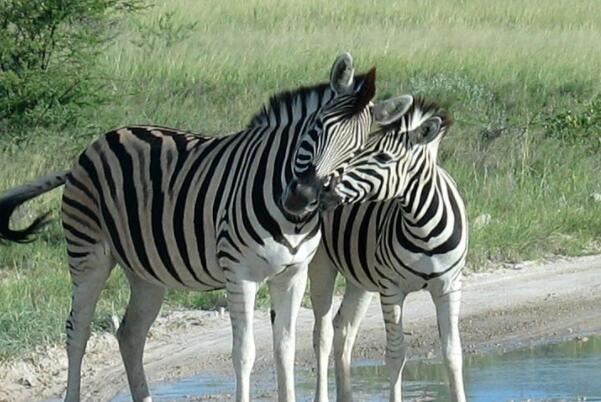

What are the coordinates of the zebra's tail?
(0, 171, 70, 243)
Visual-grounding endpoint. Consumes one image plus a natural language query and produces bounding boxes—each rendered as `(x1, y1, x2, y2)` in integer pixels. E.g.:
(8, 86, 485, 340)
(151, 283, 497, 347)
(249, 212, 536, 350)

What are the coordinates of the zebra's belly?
(389, 250, 465, 294)
(113, 235, 322, 290)
(115, 251, 227, 292)
(103, 218, 322, 289)
(99, 220, 227, 291)
(335, 250, 465, 295)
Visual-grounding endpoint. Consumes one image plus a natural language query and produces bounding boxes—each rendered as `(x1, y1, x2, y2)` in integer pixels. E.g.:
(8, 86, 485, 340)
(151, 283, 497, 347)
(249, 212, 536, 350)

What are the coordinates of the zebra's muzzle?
(281, 166, 323, 221)
(281, 178, 320, 219)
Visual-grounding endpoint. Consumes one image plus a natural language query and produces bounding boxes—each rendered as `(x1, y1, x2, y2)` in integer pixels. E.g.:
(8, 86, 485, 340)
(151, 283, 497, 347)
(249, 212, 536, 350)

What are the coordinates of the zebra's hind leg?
(333, 281, 373, 402)
(117, 271, 166, 402)
(308, 251, 338, 402)
(64, 242, 115, 402)
(379, 289, 407, 402)
(432, 282, 466, 402)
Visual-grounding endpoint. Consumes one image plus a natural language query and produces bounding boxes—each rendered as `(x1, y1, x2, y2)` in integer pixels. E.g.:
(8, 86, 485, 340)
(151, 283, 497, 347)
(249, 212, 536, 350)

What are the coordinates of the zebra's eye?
(374, 153, 394, 164)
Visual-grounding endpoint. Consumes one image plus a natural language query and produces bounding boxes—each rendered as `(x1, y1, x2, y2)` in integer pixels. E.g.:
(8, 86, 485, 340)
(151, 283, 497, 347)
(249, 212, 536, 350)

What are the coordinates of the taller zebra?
(0, 54, 391, 402)
(311, 96, 468, 402)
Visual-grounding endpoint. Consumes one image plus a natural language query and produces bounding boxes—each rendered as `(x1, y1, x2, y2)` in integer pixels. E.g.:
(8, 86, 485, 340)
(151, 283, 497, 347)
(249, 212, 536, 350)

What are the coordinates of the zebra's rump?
(61, 126, 227, 290)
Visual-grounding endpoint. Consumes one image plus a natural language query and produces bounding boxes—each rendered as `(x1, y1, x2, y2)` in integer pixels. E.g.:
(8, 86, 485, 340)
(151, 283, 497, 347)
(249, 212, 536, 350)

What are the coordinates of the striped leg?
(117, 272, 166, 402)
(380, 289, 407, 402)
(226, 277, 258, 402)
(64, 243, 115, 402)
(333, 281, 373, 402)
(432, 283, 466, 402)
(309, 258, 338, 402)
(268, 263, 309, 402)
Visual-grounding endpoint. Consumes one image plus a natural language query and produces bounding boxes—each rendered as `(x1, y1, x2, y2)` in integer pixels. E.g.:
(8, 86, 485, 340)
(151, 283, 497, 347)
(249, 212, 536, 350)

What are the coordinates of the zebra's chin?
(280, 201, 319, 224)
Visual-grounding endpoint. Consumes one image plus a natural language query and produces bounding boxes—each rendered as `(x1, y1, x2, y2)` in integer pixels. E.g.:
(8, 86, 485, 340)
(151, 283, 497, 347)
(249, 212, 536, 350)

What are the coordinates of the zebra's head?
(321, 95, 453, 207)
(281, 52, 376, 219)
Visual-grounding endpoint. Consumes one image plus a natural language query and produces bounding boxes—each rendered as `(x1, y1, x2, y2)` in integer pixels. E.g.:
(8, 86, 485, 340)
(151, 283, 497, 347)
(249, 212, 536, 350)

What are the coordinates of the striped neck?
(390, 151, 449, 249)
(398, 161, 440, 226)
(398, 147, 437, 212)
(390, 163, 465, 257)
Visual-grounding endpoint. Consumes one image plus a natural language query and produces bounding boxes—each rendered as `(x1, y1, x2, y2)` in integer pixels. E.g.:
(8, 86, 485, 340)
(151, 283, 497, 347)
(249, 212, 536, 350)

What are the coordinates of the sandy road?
(1, 255, 601, 402)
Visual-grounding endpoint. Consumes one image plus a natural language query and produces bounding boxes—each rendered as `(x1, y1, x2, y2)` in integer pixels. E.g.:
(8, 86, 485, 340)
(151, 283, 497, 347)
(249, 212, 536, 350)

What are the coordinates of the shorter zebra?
(311, 96, 468, 402)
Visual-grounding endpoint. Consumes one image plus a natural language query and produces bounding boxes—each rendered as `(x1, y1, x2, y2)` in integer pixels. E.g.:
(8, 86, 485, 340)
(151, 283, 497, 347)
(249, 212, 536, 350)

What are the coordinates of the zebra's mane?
(379, 96, 453, 135)
(247, 72, 371, 129)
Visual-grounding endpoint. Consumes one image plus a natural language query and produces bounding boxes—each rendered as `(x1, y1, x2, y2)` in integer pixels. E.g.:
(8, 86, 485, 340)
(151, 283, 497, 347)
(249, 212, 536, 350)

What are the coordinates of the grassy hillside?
(2, 0, 601, 359)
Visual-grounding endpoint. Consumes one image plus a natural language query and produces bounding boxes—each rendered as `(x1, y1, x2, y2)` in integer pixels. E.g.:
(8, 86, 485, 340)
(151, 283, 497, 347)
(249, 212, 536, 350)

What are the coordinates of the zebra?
(310, 95, 468, 402)
(0, 53, 404, 402)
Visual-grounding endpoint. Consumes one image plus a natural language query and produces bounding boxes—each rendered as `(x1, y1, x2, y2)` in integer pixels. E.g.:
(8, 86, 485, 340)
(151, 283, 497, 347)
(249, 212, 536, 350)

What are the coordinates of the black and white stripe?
(310, 96, 468, 402)
(0, 54, 377, 402)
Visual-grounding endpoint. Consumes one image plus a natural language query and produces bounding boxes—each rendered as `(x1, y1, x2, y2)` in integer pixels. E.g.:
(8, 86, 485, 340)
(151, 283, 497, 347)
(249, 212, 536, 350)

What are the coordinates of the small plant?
(543, 95, 601, 150)
(132, 10, 198, 52)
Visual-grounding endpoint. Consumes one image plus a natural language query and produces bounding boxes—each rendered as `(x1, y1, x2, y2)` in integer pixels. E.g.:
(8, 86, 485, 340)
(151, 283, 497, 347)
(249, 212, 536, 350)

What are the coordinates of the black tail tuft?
(0, 197, 52, 244)
(0, 171, 68, 244)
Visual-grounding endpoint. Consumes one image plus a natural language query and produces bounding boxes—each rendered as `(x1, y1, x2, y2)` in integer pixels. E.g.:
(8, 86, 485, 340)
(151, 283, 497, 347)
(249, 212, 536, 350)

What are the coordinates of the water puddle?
(112, 336, 601, 401)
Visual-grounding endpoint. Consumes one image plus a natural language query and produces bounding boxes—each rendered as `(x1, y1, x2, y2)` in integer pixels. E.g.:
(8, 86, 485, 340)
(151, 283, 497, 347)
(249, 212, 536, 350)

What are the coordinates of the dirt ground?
(2, 255, 601, 402)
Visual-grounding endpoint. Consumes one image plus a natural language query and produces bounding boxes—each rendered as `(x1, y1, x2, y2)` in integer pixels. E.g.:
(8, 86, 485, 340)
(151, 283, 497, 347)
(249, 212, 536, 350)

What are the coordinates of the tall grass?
(1, 0, 601, 359)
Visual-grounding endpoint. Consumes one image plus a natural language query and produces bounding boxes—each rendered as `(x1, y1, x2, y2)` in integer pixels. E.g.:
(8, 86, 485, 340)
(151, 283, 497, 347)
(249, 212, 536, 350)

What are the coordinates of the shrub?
(543, 95, 601, 151)
(0, 0, 143, 128)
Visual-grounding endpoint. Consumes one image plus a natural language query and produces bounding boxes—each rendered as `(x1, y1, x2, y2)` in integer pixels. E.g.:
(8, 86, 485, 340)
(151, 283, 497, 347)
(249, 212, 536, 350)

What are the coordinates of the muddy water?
(112, 336, 601, 401)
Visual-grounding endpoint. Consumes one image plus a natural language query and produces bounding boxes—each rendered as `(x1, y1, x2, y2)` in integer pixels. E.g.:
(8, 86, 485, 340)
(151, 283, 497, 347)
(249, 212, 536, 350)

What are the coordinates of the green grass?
(2, 0, 601, 360)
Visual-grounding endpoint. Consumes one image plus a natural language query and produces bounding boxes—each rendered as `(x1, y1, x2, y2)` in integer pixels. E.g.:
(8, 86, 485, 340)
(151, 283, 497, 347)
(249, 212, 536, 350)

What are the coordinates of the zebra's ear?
(330, 52, 355, 95)
(410, 116, 443, 145)
(373, 95, 413, 125)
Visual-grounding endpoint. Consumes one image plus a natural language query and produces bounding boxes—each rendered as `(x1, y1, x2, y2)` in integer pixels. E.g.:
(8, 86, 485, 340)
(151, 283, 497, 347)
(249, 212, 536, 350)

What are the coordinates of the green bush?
(0, 0, 143, 127)
(543, 95, 601, 150)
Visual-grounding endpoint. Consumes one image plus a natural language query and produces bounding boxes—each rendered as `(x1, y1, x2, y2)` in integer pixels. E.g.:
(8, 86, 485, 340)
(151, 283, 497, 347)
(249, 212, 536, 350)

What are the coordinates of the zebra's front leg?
(308, 253, 338, 402)
(432, 282, 466, 402)
(333, 281, 373, 402)
(226, 277, 258, 402)
(267, 263, 309, 402)
(380, 289, 407, 402)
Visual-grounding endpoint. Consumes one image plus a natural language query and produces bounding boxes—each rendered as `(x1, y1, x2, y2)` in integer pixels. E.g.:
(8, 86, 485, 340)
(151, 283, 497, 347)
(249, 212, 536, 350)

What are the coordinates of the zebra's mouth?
(280, 195, 319, 223)
(281, 205, 318, 223)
